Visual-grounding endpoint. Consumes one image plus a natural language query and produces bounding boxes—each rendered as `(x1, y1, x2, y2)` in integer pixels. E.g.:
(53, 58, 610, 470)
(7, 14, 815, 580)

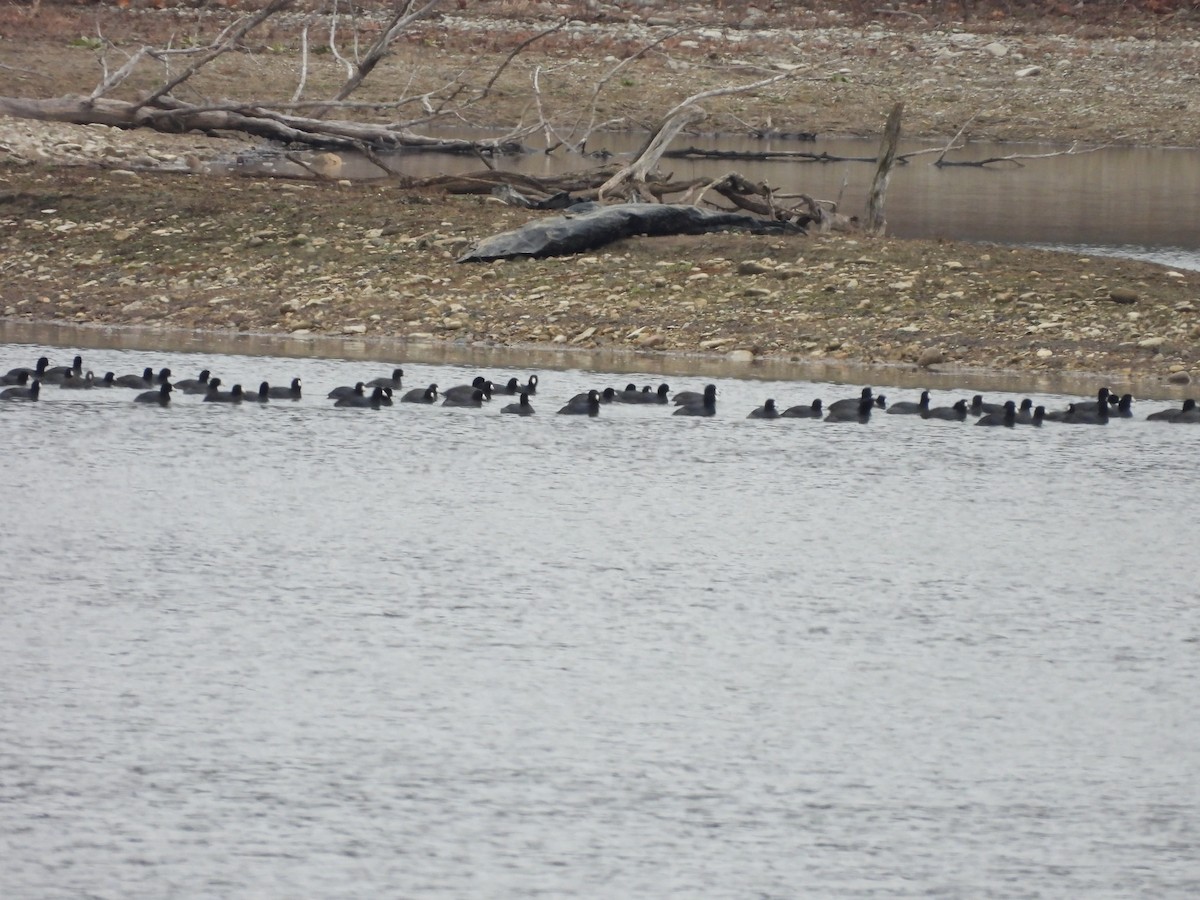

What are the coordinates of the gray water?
(232, 134, 1200, 271)
(3, 341, 1200, 898)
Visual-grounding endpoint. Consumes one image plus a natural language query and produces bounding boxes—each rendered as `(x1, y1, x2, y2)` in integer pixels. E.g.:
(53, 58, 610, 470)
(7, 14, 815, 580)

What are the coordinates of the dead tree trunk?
(865, 101, 903, 236)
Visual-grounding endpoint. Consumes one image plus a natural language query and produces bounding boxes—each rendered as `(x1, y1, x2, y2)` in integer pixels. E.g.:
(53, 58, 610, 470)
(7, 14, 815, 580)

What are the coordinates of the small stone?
(917, 348, 945, 368)
(983, 42, 1008, 58)
(1015, 66, 1042, 77)
(636, 333, 664, 348)
(944, 261, 964, 270)
(1166, 371, 1191, 385)
(1137, 337, 1165, 349)
(342, 323, 367, 334)
(571, 326, 596, 344)
(1109, 288, 1139, 304)
(737, 260, 772, 276)
(699, 338, 731, 350)
(1036, 348, 1054, 359)
(744, 287, 772, 298)
(726, 349, 755, 363)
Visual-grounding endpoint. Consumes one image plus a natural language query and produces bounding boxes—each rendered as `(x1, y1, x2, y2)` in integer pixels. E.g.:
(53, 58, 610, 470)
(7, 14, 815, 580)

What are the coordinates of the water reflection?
(218, 132, 1200, 270)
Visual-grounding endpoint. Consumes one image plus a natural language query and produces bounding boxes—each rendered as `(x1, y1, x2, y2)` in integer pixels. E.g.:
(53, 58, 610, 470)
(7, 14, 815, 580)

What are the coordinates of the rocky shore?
(1, 3, 1198, 393)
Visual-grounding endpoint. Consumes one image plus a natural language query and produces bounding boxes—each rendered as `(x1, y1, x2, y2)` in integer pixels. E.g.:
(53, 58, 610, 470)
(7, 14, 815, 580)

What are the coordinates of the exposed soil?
(1, 2, 1198, 392)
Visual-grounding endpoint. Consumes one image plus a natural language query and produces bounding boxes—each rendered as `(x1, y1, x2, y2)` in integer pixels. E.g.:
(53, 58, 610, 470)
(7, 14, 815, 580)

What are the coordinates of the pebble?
(917, 348, 945, 367)
(726, 349, 755, 363)
(1109, 287, 1139, 304)
(1167, 370, 1191, 384)
(737, 260, 773, 276)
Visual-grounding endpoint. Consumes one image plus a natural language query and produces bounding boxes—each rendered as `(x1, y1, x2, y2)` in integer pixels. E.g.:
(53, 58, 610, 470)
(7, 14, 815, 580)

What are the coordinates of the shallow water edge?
(2, 318, 1192, 402)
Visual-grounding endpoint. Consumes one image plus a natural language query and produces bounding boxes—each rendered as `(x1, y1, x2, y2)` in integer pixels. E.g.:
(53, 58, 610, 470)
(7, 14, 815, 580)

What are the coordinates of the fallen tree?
(0, 0, 546, 156)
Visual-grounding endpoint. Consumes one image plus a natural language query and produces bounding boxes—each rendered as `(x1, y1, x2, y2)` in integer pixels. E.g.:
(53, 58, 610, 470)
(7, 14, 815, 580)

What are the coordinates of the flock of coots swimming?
(3, 353, 1199, 424)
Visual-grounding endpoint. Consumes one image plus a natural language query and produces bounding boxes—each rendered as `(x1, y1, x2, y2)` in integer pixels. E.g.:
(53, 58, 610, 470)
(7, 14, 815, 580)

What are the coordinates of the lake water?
(3, 339, 1199, 898)
(231, 134, 1200, 271)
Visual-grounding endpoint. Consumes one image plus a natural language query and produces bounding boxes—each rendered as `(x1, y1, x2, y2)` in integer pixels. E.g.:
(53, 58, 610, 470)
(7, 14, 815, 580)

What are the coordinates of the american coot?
(566, 387, 615, 406)
(3, 357, 49, 383)
(1071, 387, 1112, 414)
(1062, 403, 1109, 425)
(401, 384, 438, 403)
(559, 389, 601, 416)
(41, 355, 84, 385)
(501, 392, 535, 415)
(976, 400, 1017, 427)
(1147, 398, 1196, 422)
(365, 368, 404, 390)
(1, 379, 40, 401)
(60, 370, 96, 389)
(826, 387, 877, 417)
(674, 385, 717, 417)
(442, 377, 492, 403)
(672, 385, 716, 407)
(443, 388, 486, 408)
(922, 399, 968, 421)
(824, 395, 873, 423)
(328, 381, 366, 400)
(968, 394, 1008, 416)
(93, 371, 117, 388)
(1012, 399, 1038, 424)
(114, 367, 156, 389)
(1172, 403, 1200, 424)
(748, 399, 780, 419)
(886, 390, 931, 416)
(204, 380, 244, 403)
(616, 383, 643, 403)
(516, 374, 539, 395)
(267, 377, 302, 400)
(490, 377, 521, 396)
(628, 384, 671, 404)
(1040, 404, 1074, 423)
(134, 383, 172, 406)
(781, 399, 823, 418)
(174, 369, 212, 394)
(1108, 394, 1134, 418)
(243, 382, 271, 403)
(336, 385, 387, 408)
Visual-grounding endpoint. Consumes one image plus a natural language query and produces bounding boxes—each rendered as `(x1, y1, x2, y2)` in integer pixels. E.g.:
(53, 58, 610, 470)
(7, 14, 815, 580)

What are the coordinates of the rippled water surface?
(3, 342, 1199, 898)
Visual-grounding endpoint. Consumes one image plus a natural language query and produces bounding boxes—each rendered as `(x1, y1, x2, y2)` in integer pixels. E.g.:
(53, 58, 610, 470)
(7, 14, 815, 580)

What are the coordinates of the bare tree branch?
(88, 46, 150, 104)
(130, 0, 293, 114)
(329, 0, 444, 103)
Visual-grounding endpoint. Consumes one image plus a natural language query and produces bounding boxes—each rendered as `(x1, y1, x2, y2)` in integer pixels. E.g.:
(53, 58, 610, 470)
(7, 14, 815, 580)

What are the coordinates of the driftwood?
(0, 0, 546, 156)
(663, 146, 904, 164)
(459, 202, 802, 263)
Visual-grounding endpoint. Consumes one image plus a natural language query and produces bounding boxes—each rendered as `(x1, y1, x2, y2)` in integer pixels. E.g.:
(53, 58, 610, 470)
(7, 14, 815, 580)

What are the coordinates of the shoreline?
(2, 165, 1197, 399)
(3, 317, 1194, 403)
